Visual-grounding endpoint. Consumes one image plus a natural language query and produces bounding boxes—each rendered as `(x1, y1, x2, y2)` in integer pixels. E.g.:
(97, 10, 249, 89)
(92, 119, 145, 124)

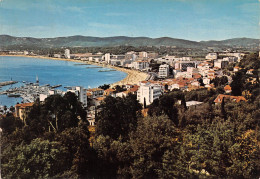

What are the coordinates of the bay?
(0, 56, 127, 107)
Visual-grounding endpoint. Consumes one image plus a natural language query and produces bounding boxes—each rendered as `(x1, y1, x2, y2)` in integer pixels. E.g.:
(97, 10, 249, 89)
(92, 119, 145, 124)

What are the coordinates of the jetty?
(98, 69, 116, 72)
(74, 63, 91, 66)
(0, 81, 18, 87)
(85, 66, 103, 69)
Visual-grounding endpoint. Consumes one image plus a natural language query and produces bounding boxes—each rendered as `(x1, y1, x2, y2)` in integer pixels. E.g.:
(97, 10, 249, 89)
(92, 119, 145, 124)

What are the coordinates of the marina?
(0, 82, 64, 103)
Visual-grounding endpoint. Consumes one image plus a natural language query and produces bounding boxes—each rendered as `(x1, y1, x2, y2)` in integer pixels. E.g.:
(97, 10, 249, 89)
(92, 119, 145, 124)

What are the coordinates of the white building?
(158, 64, 170, 78)
(137, 82, 162, 106)
(105, 53, 111, 64)
(175, 71, 192, 78)
(206, 53, 218, 60)
(203, 78, 211, 85)
(214, 59, 229, 69)
(39, 90, 63, 102)
(139, 51, 148, 58)
(64, 49, 70, 59)
(132, 61, 149, 71)
(67, 86, 87, 107)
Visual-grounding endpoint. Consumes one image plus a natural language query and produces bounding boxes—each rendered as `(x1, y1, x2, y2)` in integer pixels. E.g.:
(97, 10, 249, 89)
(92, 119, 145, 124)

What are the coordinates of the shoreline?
(0, 55, 148, 88)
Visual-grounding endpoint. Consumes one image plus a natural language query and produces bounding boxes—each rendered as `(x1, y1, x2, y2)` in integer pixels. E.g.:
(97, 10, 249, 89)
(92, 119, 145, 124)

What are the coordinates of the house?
(127, 85, 139, 95)
(15, 103, 34, 122)
(103, 89, 116, 97)
(224, 85, 232, 94)
(234, 66, 240, 72)
(203, 77, 211, 85)
(246, 69, 255, 75)
(93, 97, 105, 107)
(214, 94, 246, 104)
(87, 88, 104, 99)
(179, 101, 203, 109)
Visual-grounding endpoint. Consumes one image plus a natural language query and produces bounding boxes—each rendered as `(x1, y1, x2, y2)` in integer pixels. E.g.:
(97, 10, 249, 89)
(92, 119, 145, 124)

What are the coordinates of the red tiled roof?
(87, 88, 103, 92)
(224, 85, 232, 91)
(214, 94, 246, 103)
(15, 103, 34, 108)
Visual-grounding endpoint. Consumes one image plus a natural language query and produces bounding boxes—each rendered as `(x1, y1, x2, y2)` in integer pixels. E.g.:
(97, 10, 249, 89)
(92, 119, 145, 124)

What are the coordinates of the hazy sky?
(0, 0, 259, 41)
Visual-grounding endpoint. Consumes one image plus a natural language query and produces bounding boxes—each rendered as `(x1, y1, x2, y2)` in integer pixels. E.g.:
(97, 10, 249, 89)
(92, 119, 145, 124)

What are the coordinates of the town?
(0, 0, 259, 177)
(1, 48, 257, 127)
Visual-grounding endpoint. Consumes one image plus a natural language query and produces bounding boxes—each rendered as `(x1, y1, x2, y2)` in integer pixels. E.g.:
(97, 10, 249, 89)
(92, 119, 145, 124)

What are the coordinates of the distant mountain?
(200, 38, 259, 48)
(0, 35, 259, 49)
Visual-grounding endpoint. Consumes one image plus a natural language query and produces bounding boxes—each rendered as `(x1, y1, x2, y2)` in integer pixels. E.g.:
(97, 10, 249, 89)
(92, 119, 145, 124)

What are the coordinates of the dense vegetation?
(0, 53, 259, 178)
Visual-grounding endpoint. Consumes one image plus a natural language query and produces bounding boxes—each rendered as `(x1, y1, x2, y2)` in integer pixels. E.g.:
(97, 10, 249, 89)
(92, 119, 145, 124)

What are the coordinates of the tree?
(96, 94, 142, 140)
(230, 71, 246, 96)
(54, 124, 95, 178)
(2, 138, 69, 178)
(221, 97, 227, 120)
(98, 84, 110, 90)
(0, 113, 23, 134)
(114, 85, 125, 93)
(228, 130, 260, 178)
(129, 115, 180, 178)
(26, 93, 87, 135)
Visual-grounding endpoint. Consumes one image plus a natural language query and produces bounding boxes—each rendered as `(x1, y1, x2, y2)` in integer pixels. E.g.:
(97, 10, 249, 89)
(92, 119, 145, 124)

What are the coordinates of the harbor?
(0, 82, 64, 103)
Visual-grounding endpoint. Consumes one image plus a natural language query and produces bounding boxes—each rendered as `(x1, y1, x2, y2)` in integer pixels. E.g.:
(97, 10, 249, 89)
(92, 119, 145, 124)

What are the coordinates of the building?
(132, 61, 149, 71)
(180, 62, 196, 71)
(67, 86, 87, 107)
(105, 53, 111, 64)
(103, 88, 116, 97)
(39, 89, 58, 102)
(214, 94, 246, 104)
(87, 88, 104, 99)
(224, 85, 232, 94)
(158, 64, 170, 78)
(15, 103, 34, 122)
(233, 66, 240, 72)
(139, 51, 148, 58)
(64, 49, 70, 59)
(214, 60, 229, 69)
(206, 53, 218, 60)
(137, 82, 163, 106)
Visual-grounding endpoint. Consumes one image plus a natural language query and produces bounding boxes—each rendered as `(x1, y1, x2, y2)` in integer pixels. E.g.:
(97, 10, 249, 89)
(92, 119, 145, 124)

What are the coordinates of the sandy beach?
(0, 55, 148, 88)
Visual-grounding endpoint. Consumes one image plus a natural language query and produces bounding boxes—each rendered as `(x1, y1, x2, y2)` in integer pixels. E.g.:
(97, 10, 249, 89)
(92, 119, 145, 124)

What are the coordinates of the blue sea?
(0, 56, 127, 107)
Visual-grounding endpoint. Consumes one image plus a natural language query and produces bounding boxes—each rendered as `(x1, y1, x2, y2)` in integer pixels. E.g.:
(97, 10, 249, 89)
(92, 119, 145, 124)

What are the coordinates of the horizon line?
(0, 34, 259, 42)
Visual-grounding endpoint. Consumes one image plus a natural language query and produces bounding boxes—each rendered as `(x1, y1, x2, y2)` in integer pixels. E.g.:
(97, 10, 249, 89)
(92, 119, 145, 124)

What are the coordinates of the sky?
(0, 0, 259, 41)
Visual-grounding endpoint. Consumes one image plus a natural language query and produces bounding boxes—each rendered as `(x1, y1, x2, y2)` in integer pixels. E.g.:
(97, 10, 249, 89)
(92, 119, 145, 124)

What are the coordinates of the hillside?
(0, 35, 259, 49)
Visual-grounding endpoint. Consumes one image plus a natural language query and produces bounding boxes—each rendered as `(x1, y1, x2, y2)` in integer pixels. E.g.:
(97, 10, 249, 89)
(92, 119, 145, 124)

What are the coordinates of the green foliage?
(27, 92, 87, 134)
(0, 113, 23, 134)
(148, 92, 179, 125)
(1, 93, 93, 178)
(212, 76, 228, 87)
(98, 84, 110, 90)
(96, 94, 142, 140)
(2, 138, 68, 178)
(184, 88, 217, 102)
(114, 85, 125, 93)
(230, 70, 246, 96)
(239, 53, 260, 70)
(129, 115, 180, 178)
